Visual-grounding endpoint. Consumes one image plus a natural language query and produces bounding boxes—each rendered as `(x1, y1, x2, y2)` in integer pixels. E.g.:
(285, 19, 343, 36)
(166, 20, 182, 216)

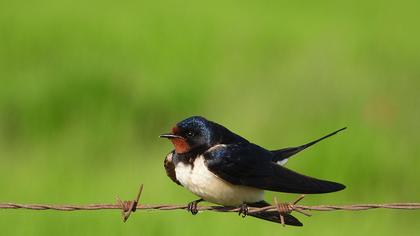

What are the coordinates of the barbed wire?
(1, 185, 419, 226)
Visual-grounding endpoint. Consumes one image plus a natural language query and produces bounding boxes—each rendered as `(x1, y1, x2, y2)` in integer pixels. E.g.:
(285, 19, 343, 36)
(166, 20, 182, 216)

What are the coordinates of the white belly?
(175, 156, 264, 206)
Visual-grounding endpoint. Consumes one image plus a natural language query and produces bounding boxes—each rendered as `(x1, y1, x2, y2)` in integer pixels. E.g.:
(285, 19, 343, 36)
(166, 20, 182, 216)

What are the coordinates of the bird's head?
(160, 116, 214, 154)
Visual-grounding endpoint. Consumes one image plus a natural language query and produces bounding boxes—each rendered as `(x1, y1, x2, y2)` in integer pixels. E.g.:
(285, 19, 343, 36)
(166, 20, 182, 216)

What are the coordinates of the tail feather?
(248, 201, 303, 226)
(271, 127, 347, 162)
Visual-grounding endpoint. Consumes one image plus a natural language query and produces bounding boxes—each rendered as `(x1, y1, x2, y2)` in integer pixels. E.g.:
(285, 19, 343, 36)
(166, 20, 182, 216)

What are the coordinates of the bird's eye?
(186, 131, 195, 137)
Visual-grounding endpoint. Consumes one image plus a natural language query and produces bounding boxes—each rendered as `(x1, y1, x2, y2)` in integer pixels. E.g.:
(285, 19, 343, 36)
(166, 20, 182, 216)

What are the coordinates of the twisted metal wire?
(1, 185, 419, 224)
(2, 202, 420, 212)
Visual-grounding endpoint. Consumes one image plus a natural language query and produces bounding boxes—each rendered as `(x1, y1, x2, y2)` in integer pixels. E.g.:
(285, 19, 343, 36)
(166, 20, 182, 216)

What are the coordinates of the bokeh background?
(1, 0, 420, 235)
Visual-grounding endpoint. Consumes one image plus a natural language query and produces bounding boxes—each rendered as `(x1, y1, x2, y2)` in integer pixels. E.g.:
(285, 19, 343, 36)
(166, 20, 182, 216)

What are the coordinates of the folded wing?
(204, 144, 345, 194)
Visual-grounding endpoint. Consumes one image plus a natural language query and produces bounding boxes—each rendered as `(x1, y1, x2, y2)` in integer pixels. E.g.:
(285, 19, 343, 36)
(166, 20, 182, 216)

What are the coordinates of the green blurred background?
(1, 0, 419, 235)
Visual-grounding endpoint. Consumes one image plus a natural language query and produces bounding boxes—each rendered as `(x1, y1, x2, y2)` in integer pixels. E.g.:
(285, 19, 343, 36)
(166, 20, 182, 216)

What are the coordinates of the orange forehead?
(172, 126, 180, 134)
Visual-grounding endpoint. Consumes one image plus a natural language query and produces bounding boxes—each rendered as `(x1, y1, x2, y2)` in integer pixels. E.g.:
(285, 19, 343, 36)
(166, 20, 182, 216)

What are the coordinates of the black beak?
(159, 133, 185, 139)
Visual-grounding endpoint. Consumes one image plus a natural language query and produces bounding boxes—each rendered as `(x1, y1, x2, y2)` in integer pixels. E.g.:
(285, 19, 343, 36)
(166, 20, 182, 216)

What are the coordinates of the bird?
(160, 116, 346, 226)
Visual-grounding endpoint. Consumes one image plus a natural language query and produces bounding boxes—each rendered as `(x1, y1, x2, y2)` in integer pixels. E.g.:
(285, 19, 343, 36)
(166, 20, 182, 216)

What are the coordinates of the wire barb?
(291, 195, 312, 217)
(116, 184, 143, 222)
(273, 195, 309, 227)
(273, 197, 286, 226)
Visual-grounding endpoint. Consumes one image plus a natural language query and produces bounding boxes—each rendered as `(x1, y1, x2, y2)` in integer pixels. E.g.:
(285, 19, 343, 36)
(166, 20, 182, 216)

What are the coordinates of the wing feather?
(204, 144, 345, 194)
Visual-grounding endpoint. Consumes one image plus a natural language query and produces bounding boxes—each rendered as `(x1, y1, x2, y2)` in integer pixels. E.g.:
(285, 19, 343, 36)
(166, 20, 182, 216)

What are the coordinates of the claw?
(187, 199, 203, 215)
(238, 203, 249, 218)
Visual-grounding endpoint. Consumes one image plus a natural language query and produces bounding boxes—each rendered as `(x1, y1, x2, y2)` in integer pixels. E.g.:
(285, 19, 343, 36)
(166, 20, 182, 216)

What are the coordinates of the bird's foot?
(187, 199, 203, 215)
(238, 203, 249, 218)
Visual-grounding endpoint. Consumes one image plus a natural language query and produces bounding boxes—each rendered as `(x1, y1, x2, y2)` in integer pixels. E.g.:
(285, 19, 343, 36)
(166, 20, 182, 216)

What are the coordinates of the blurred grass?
(1, 0, 420, 235)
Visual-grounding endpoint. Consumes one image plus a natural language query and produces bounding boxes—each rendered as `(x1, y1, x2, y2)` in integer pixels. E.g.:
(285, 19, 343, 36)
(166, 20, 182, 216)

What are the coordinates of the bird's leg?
(187, 198, 203, 215)
(238, 203, 249, 218)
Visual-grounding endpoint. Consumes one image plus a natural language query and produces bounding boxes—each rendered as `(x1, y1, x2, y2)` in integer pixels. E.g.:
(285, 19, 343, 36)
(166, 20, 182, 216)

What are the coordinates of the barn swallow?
(160, 116, 346, 226)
